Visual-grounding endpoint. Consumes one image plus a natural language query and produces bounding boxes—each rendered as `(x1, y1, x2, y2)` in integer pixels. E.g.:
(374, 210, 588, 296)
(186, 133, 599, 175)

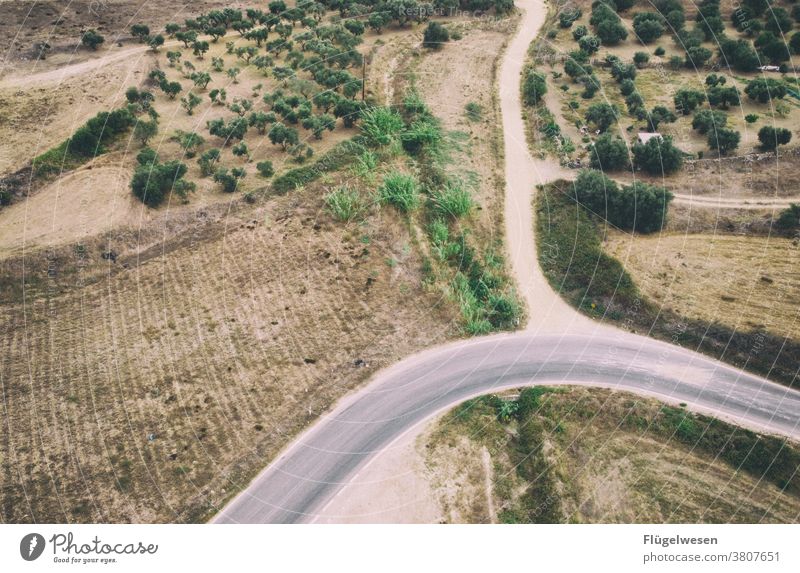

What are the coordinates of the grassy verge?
(536, 180, 800, 387)
(430, 386, 800, 523)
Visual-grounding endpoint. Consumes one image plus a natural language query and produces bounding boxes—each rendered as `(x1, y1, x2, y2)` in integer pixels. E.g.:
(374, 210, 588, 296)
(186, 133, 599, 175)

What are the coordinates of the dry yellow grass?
(604, 232, 800, 340)
(425, 387, 800, 523)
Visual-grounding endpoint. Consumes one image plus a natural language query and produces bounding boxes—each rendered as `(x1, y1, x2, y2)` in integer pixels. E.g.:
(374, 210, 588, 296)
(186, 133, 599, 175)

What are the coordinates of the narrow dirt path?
(499, 0, 595, 334)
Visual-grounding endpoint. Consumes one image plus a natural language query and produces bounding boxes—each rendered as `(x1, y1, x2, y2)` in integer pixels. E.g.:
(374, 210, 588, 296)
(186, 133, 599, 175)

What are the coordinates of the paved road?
(214, 0, 800, 524)
(214, 331, 800, 523)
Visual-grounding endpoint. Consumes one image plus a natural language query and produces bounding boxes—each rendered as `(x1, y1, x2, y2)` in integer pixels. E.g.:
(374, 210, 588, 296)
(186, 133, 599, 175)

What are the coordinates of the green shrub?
(632, 135, 683, 175)
(429, 182, 474, 219)
(522, 69, 547, 106)
(422, 22, 449, 49)
(378, 171, 419, 212)
(573, 169, 673, 233)
(758, 126, 792, 150)
(256, 160, 274, 177)
(130, 160, 188, 207)
(325, 185, 364, 221)
(465, 102, 483, 122)
(360, 106, 404, 146)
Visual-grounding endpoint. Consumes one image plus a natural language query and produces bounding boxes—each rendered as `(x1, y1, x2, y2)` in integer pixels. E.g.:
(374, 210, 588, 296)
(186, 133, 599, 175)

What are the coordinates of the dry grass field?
(0, 0, 520, 522)
(604, 231, 800, 342)
(425, 387, 800, 523)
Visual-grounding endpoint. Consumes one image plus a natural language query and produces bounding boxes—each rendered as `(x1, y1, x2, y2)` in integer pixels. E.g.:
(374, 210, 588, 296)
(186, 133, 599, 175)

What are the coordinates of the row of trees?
(573, 168, 673, 233)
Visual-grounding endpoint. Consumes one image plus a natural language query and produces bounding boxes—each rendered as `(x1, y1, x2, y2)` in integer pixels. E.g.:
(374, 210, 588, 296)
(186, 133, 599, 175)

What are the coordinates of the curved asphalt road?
(214, 0, 800, 523)
(215, 331, 800, 523)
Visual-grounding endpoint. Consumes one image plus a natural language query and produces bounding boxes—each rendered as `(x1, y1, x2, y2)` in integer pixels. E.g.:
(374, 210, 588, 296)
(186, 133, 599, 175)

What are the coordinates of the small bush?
(378, 171, 419, 212)
(256, 160, 274, 178)
(422, 22, 450, 49)
(429, 182, 474, 219)
(325, 185, 364, 221)
(465, 102, 483, 122)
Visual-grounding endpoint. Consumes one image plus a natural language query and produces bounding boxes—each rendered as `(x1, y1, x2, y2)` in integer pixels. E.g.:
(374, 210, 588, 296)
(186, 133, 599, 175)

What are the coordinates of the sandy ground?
(0, 48, 149, 174)
(499, 0, 593, 334)
(0, 164, 145, 256)
(313, 423, 443, 524)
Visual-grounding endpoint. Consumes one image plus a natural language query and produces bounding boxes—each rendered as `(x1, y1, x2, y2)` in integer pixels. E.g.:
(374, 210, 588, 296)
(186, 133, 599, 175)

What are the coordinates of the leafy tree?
(707, 86, 740, 109)
(148, 34, 165, 51)
(248, 111, 276, 134)
(256, 161, 274, 177)
(232, 141, 250, 161)
(344, 20, 365, 36)
(791, 32, 800, 55)
(578, 35, 600, 54)
(165, 23, 180, 37)
(171, 130, 205, 157)
(81, 29, 104, 50)
(698, 16, 725, 40)
(198, 148, 221, 176)
(522, 69, 547, 106)
(665, 9, 685, 31)
(333, 98, 364, 127)
(745, 78, 787, 103)
(707, 127, 740, 154)
(758, 126, 792, 150)
(166, 50, 182, 67)
(559, 8, 582, 28)
(573, 169, 673, 233)
(209, 88, 227, 105)
(176, 30, 198, 47)
(646, 106, 677, 131)
(596, 19, 628, 44)
(633, 51, 650, 68)
(136, 147, 158, 166)
(619, 79, 636, 96)
(191, 71, 212, 90)
(718, 38, 760, 72)
(160, 80, 183, 99)
(302, 114, 336, 139)
(180, 92, 203, 115)
(130, 24, 150, 42)
(579, 74, 601, 99)
(68, 127, 101, 156)
(423, 22, 449, 49)
(585, 102, 619, 132)
(632, 135, 683, 175)
(776, 203, 800, 231)
(192, 40, 210, 58)
(634, 19, 664, 43)
(368, 12, 390, 34)
(133, 120, 158, 145)
(207, 117, 248, 143)
(691, 109, 727, 134)
(213, 168, 244, 193)
(765, 7, 793, 35)
(268, 122, 299, 149)
(588, 133, 630, 171)
(685, 46, 712, 68)
(227, 67, 241, 83)
(130, 160, 188, 207)
(673, 88, 705, 115)
(572, 25, 588, 41)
